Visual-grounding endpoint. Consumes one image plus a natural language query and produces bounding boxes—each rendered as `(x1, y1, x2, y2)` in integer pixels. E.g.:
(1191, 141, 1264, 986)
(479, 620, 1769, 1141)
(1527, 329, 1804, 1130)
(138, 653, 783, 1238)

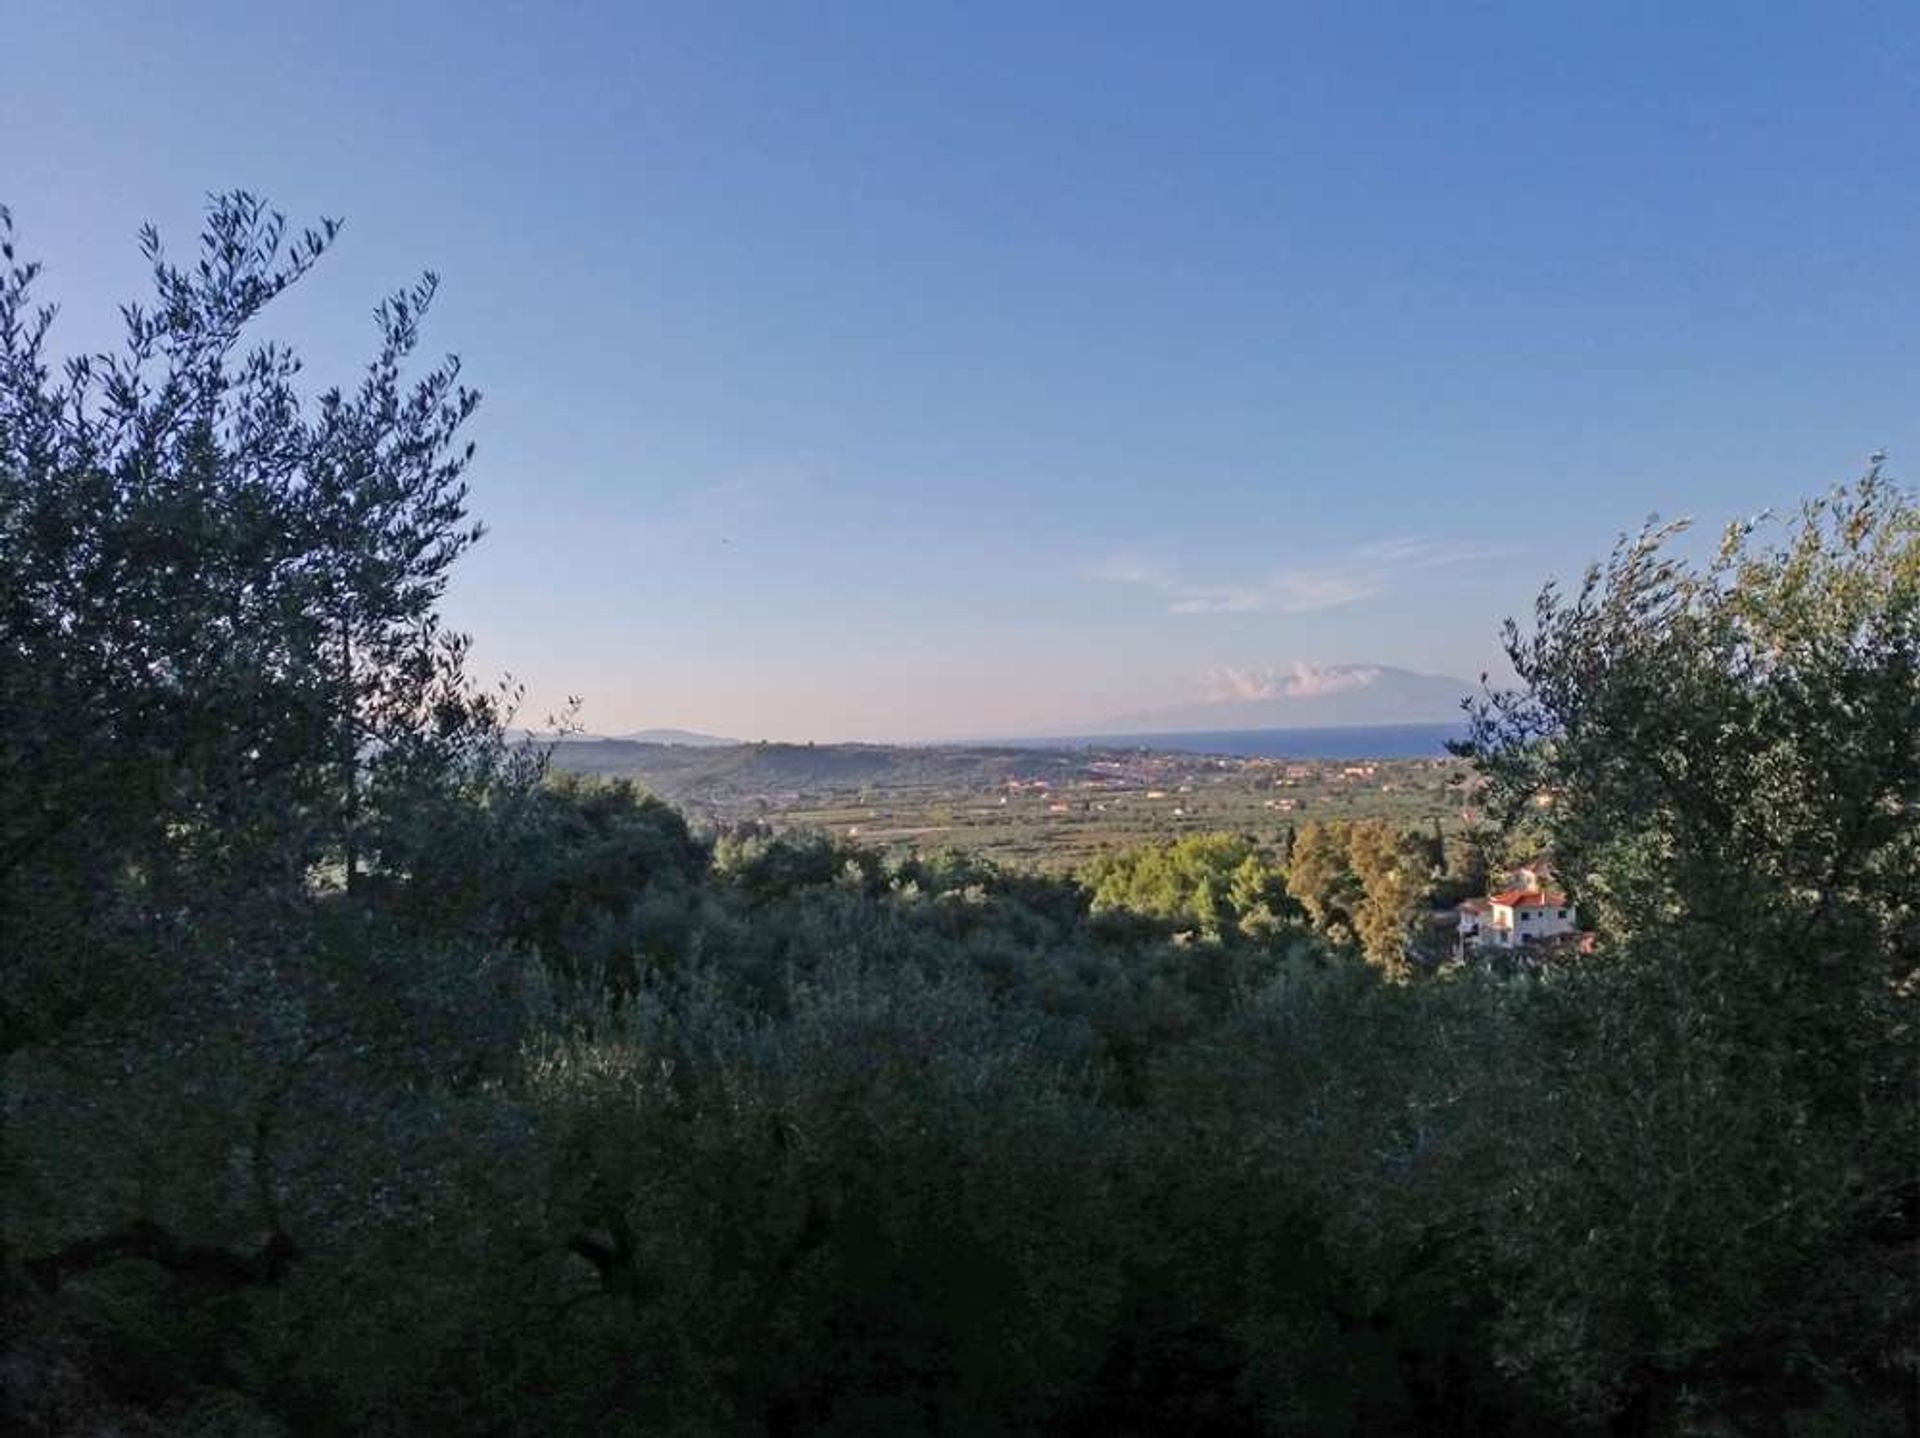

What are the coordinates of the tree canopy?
(2, 196, 1912, 1437)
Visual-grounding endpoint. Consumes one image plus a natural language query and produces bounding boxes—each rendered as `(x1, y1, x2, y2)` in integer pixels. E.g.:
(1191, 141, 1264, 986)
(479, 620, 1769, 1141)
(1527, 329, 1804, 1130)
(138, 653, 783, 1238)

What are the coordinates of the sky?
(8, 1, 1918, 740)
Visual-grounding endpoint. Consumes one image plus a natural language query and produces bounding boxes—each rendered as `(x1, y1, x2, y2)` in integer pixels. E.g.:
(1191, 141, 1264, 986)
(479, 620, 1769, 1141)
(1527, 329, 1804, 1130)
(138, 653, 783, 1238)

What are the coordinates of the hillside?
(545, 739, 1105, 805)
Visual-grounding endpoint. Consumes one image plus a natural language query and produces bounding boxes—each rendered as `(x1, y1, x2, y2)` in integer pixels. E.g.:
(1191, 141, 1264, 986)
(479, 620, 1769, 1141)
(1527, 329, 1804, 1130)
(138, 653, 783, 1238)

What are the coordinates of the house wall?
(1480, 901, 1577, 949)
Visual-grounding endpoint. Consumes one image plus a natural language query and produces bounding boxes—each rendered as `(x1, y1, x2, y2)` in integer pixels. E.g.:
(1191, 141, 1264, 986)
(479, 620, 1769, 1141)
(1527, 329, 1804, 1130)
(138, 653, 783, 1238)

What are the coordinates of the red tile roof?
(1489, 889, 1569, 909)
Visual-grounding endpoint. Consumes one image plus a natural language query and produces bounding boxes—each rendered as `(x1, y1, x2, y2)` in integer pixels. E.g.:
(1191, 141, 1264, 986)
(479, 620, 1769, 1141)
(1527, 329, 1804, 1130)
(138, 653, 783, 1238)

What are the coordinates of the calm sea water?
(1019, 721, 1468, 760)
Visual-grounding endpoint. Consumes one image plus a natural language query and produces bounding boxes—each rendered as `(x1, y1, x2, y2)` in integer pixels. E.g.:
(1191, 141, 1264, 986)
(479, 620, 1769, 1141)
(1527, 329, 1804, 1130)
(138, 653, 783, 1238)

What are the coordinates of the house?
(1477, 887, 1577, 949)
(1455, 866, 1578, 955)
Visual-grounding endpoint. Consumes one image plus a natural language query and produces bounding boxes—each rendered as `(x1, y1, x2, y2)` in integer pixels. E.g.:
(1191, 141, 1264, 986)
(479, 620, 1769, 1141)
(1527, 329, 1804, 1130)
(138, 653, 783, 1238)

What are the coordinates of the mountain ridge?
(505, 727, 738, 748)
(613, 728, 737, 747)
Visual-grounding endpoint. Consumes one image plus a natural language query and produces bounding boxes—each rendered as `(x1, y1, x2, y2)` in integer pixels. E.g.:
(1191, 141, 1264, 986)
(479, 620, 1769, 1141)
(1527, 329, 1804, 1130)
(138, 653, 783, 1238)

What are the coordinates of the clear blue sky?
(9, 2, 1917, 739)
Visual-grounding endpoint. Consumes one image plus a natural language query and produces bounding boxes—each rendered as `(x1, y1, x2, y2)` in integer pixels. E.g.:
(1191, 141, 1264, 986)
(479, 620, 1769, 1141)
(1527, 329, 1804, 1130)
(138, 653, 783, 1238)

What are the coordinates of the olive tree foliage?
(1466, 467, 1916, 970)
(0, 193, 494, 1039)
(0, 195, 542, 1431)
(519, 957, 1123, 1436)
(1457, 469, 1919, 1430)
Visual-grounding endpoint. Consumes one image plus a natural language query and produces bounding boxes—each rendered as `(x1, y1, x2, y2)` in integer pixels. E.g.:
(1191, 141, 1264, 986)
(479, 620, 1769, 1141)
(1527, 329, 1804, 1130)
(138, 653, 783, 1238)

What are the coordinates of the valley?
(547, 736, 1471, 869)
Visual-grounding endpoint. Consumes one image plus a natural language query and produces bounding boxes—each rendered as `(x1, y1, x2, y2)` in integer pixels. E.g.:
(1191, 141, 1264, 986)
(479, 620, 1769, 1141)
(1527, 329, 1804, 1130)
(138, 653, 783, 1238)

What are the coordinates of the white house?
(1456, 870, 1578, 954)
(1479, 887, 1576, 948)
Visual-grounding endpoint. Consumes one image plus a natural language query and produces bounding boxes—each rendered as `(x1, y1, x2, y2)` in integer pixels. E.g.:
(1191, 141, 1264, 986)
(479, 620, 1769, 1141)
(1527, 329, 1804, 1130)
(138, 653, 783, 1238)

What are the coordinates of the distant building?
(1477, 887, 1576, 948)
(1455, 865, 1578, 955)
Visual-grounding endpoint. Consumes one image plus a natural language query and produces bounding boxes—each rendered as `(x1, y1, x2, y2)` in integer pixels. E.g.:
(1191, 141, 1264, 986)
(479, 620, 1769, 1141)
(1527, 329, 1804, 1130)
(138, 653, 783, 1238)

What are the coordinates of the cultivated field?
(548, 739, 1474, 869)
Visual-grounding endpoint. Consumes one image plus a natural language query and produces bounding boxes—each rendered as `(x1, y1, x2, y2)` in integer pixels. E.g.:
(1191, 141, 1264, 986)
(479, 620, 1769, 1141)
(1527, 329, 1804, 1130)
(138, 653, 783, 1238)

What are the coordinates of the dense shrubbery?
(1083, 831, 1297, 939)
(2, 198, 1913, 1435)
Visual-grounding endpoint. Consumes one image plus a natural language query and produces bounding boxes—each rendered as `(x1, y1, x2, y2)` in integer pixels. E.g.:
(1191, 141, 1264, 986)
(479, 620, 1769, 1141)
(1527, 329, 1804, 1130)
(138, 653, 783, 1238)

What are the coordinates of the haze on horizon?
(10, 1, 1917, 742)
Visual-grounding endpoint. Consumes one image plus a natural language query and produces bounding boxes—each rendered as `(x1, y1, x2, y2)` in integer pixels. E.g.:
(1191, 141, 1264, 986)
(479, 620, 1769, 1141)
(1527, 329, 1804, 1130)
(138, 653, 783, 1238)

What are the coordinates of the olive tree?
(0, 194, 533, 1432)
(1459, 469, 1919, 1431)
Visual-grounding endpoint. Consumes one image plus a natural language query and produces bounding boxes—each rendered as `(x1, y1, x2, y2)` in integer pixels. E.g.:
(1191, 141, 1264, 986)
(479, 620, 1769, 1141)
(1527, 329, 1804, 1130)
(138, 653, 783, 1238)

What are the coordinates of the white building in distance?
(1456, 868, 1578, 954)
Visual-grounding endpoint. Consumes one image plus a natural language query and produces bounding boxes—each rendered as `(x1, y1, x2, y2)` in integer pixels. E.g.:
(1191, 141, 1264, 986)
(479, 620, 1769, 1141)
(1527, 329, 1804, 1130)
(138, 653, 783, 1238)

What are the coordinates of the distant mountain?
(504, 727, 737, 748)
(1085, 663, 1474, 735)
(504, 728, 590, 745)
(612, 728, 737, 748)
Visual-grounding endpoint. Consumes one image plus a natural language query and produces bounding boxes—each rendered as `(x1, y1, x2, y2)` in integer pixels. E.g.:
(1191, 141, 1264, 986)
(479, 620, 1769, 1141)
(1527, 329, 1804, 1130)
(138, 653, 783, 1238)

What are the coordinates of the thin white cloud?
(1204, 662, 1378, 701)
(1202, 662, 1382, 702)
(1089, 537, 1497, 616)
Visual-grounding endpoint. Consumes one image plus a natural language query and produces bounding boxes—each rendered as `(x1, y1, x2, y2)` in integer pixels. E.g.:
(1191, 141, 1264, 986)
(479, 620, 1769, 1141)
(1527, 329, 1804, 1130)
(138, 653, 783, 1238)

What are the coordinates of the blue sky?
(9, 2, 1917, 739)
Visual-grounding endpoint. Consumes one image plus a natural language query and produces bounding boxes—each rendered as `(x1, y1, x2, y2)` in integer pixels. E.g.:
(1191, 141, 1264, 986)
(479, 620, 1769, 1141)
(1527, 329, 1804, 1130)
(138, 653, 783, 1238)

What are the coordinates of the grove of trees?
(2, 196, 1913, 1436)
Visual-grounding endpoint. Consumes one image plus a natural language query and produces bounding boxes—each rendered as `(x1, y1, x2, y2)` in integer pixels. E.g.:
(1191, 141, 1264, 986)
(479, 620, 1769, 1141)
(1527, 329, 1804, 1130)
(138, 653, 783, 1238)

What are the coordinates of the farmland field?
(548, 738, 1474, 869)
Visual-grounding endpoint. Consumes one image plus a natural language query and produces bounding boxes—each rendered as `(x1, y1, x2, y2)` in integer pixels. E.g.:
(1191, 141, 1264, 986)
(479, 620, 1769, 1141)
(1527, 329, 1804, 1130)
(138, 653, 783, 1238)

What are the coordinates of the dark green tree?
(0, 195, 529, 1432)
(1459, 469, 1919, 1430)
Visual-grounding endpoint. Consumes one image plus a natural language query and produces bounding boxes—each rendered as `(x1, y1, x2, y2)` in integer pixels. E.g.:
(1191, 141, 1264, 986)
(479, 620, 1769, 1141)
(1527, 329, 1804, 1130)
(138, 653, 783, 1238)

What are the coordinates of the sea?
(1014, 721, 1468, 761)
